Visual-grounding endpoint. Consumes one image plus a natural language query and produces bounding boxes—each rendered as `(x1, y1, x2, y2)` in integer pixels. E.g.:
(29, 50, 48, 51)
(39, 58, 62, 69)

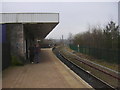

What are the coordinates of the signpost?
(77, 44, 79, 52)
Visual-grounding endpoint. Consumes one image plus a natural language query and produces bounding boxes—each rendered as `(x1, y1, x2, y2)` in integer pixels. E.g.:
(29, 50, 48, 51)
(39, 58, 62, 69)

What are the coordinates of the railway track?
(53, 48, 118, 89)
(63, 49, 120, 80)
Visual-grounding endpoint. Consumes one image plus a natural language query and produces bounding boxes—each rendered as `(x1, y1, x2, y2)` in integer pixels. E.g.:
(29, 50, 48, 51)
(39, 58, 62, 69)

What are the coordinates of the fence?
(69, 45, 120, 64)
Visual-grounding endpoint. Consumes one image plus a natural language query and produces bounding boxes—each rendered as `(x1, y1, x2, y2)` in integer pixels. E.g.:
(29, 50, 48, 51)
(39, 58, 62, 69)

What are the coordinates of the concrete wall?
(1, 24, 11, 69)
(0, 24, 2, 71)
(7, 24, 25, 58)
(2, 24, 26, 69)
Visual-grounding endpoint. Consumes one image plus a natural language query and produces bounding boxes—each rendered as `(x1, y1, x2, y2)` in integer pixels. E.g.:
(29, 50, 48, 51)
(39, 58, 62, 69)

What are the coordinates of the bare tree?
(68, 32, 73, 45)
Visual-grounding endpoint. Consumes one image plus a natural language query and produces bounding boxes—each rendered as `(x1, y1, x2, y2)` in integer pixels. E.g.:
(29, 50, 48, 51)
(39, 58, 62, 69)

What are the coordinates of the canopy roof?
(0, 13, 59, 39)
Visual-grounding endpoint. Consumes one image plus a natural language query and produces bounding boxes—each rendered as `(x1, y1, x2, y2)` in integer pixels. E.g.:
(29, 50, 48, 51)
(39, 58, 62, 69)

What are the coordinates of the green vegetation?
(70, 21, 120, 64)
(11, 55, 24, 66)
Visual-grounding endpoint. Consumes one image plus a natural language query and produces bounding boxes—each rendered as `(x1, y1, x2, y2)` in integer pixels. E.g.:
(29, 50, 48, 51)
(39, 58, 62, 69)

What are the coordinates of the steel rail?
(53, 50, 116, 89)
(63, 49, 120, 80)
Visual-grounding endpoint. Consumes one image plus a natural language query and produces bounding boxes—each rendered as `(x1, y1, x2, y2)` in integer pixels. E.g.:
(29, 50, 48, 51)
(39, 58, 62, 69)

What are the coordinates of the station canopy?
(0, 13, 59, 39)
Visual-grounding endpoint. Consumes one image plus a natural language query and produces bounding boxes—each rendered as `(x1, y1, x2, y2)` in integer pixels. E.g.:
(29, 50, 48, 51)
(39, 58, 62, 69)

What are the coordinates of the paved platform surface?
(2, 48, 93, 88)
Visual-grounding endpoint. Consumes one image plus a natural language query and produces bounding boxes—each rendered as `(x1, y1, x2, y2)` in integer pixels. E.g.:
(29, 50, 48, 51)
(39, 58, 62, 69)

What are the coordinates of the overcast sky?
(1, 1, 118, 39)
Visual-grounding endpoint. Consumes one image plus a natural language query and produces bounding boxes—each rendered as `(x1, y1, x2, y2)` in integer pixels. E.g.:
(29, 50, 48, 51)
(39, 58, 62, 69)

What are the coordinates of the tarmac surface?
(2, 48, 93, 88)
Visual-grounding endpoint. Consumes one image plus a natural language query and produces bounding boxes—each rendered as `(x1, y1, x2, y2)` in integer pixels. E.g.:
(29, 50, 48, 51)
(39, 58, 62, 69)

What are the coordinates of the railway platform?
(2, 48, 93, 88)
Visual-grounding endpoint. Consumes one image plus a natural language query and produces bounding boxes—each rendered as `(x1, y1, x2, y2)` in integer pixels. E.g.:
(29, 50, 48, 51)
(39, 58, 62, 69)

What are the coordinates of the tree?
(68, 33, 73, 45)
(72, 21, 119, 50)
(103, 21, 119, 49)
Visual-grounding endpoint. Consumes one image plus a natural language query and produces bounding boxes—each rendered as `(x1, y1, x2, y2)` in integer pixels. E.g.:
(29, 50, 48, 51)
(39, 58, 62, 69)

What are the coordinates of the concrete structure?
(1, 13, 59, 69)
